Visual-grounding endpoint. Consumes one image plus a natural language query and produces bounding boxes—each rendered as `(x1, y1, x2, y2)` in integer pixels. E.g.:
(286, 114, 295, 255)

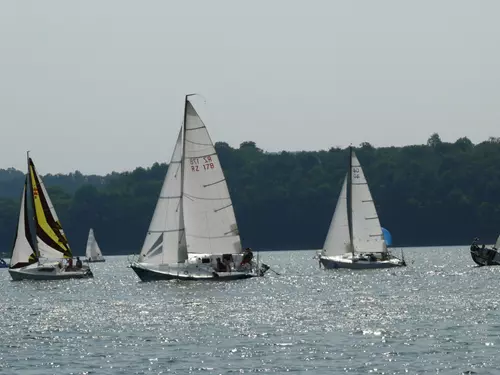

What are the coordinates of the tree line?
(1, 133, 499, 256)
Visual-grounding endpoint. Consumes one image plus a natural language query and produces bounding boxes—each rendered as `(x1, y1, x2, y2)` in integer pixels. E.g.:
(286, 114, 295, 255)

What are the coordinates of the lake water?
(0, 247, 499, 374)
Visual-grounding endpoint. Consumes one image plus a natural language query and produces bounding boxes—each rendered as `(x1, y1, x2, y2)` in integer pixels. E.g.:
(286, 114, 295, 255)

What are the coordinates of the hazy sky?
(1, 1, 499, 174)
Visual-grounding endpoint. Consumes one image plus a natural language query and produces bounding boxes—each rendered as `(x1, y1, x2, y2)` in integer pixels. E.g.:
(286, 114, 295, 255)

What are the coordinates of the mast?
(346, 146, 354, 257)
(178, 94, 194, 260)
(181, 95, 188, 201)
(26, 151, 41, 263)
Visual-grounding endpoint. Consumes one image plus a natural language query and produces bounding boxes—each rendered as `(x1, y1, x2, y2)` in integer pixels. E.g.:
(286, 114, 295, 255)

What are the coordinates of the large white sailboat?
(86, 228, 105, 262)
(319, 147, 406, 269)
(8, 155, 93, 280)
(130, 94, 270, 281)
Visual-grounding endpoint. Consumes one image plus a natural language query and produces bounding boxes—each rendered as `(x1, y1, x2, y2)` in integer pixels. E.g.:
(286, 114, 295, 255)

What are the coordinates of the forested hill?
(0, 133, 499, 256)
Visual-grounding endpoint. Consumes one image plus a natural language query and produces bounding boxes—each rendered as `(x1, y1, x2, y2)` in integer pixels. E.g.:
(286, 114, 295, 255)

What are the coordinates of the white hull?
(87, 258, 105, 263)
(320, 253, 405, 269)
(130, 261, 259, 281)
(9, 262, 93, 280)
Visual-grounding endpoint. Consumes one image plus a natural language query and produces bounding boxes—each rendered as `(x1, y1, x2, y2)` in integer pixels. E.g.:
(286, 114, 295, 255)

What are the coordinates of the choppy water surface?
(0, 247, 499, 374)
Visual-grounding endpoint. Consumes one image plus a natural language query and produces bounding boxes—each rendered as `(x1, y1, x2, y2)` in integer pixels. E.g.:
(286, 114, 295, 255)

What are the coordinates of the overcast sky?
(1, 1, 499, 174)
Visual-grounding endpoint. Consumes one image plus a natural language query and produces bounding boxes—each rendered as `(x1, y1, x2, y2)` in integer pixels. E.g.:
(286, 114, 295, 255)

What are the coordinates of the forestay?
(86, 228, 104, 260)
(350, 151, 385, 253)
(182, 101, 241, 255)
(323, 178, 350, 256)
(10, 178, 38, 269)
(138, 129, 188, 264)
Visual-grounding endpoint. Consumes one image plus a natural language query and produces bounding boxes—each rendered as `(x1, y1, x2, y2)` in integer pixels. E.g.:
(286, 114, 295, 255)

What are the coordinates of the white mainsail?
(350, 151, 385, 253)
(86, 228, 104, 260)
(495, 234, 500, 250)
(323, 178, 350, 256)
(10, 180, 38, 268)
(138, 129, 188, 264)
(182, 101, 241, 255)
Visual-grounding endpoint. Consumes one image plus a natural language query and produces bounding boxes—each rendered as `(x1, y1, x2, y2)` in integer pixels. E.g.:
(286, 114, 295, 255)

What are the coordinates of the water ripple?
(1, 247, 500, 373)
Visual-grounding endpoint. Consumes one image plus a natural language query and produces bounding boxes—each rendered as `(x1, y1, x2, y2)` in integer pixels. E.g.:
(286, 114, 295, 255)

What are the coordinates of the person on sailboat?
(470, 238, 480, 252)
(222, 256, 232, 273)
(0, 258, 6, 267)
(75, 257, 83, 269)
(215, 258, 227, 272)
(240, 248, 254, 267)
(66, 257, 73, 270)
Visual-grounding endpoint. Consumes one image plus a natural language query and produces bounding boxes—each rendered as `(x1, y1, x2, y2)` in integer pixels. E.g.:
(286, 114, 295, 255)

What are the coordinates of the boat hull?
(9, 264, 93, 281)
(320, 255, 405, 269)
(470, 246, 500, 266)
(130, 263, 256, 282)
(87, 259, 105, 263)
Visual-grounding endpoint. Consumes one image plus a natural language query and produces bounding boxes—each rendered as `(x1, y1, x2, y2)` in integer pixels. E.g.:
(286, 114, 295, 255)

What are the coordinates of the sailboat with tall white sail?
(8, 155, 93, 280)
(86, 228, 105, 262)
(319, 147, 406, 269)
(130, 94, 270, 281)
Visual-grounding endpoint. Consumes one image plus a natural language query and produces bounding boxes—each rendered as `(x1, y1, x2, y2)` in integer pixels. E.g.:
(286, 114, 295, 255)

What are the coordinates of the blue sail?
(382, 227, 392, 246)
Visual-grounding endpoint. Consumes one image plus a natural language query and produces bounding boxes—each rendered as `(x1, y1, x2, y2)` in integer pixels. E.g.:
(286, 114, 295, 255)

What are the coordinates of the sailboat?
(8, 155, 93, 280)
(86, 228, 105, 262)
(319, 147, 406, 269)
(470, 235, 500, 266)
(130, 94, 270, 281)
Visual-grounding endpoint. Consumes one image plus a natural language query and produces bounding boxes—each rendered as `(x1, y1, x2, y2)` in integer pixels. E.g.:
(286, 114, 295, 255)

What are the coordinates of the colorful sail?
(28, 158, 72, 259)
(382, 227, 392, 246)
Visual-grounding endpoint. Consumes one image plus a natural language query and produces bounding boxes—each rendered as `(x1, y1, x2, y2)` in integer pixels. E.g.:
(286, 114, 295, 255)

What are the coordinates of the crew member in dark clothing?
(76, 257, 83, 269)
(240, 248, 254, 266)
(215, 258, 227, 272)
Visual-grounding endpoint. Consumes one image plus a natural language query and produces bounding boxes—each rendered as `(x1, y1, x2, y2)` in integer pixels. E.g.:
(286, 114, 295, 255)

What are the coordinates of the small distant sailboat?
(130, 94, 270, 281)
(470, 235, 500, 266)
(319, 147, 406, 269)
(8, 155, 93, 280)
(86, 228, 105, 262)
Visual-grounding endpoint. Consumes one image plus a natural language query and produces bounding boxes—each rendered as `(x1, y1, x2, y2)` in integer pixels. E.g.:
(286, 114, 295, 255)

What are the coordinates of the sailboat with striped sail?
(130, 94, 270, 281)
(319, 147, 406, 269)
(8, 155, 93, 280)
